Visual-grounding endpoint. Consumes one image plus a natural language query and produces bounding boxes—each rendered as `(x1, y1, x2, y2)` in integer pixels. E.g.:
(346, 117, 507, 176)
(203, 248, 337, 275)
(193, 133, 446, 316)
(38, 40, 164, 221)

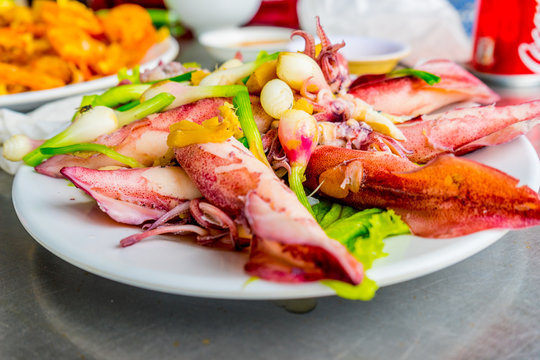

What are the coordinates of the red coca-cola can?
(471, 0, 540, 86)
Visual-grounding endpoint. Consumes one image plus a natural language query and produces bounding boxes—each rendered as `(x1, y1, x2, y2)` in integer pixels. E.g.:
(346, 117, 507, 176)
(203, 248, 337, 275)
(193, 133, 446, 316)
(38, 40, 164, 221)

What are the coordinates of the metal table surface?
(1, 39, 540, 360)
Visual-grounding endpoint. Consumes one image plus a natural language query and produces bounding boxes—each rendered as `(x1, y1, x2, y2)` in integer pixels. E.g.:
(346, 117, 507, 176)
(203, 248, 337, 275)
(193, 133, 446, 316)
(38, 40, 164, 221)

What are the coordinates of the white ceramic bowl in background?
(164, 0, 262, 36)
(288, 35, 410, 75)
(199, 26, 295, 63)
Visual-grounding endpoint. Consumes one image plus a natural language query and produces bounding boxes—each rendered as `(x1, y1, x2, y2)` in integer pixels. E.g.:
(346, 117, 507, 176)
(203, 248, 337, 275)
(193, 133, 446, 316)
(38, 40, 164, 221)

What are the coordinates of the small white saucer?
(199, 26, 295, 63)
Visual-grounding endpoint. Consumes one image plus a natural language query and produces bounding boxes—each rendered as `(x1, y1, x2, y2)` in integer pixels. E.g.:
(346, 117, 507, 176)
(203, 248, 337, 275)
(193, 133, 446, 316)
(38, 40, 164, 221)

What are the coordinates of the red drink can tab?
(471, 0, 540, 86)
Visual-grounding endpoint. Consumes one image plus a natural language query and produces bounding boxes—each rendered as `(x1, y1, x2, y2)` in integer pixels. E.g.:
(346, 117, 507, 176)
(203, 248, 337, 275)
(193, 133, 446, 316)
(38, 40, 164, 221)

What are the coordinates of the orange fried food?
(0, 27, 35, 63)
(30, 55, 73, 84)
(0, 2, 33, 27)
(36, 0, 104, 36)
(0, 62, 66, 92)
(101, 4, 157, 64)
(46, 25, 106, 78)
(0, 1, 161, 94)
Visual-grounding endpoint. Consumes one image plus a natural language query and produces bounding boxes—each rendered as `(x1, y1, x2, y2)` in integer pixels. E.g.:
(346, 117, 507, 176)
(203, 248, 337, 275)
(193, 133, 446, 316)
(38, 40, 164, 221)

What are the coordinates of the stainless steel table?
(1, 39, 540, 360)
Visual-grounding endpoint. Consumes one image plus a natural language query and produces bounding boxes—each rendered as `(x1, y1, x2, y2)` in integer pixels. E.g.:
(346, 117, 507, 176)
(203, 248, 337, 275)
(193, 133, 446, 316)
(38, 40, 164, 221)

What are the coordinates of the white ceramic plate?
(0, 36, 179, 112)
(12, 136, 540, 300)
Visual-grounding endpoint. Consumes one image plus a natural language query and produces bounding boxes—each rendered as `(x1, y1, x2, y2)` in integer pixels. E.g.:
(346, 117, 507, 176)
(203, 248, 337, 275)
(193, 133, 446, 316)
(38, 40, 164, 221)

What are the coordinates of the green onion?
(141, 82, 245, 110)
(238, 136, 249, 148)
(289, 166, 314, 215)
(146, 82, 268, 166)
(199, 52, 279, 86)
(117, 93, 175, 127)
(40, 144, 143, 168)
(277, 109, 319, 214)
(146, 9, 177, 27)
(80, 95, 98, 107)
(117, 66, 141, 84)
(233, 89, 270, 166)
(71, 95, 99, 121)
(24, 93, 174, 166)
(146, 9, 185, 37)
(23, 106, 119, 166)
(145, 70, 194, 85)
(182, 62, 200, 68)
(116, 100, 140, 112)
(389, 68, 441, 85)
(92, 84, 151, 108)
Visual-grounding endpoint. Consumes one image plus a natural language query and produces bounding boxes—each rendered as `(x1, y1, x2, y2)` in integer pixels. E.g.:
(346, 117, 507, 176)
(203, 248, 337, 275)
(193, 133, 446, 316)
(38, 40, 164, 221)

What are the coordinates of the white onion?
(260, 79, 294, 119)
(2, 135, 34, 161)
(276, 52, 327, 91)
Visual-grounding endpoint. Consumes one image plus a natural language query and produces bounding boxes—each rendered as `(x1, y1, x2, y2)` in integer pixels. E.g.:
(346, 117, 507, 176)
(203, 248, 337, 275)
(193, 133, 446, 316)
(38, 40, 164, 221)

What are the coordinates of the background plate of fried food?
(0, 1, 179, 112)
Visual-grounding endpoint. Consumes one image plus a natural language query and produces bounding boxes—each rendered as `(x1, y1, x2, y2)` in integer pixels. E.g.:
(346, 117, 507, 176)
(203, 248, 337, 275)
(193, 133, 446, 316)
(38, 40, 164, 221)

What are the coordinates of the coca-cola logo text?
(519, 0, 540, 73)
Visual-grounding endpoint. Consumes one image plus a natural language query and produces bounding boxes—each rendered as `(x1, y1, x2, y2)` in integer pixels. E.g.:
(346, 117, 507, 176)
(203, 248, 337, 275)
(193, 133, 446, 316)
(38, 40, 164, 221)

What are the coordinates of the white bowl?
(164, 0, 261, 35)
(288, 35, 411, 74)
(199, 26, 295, 63)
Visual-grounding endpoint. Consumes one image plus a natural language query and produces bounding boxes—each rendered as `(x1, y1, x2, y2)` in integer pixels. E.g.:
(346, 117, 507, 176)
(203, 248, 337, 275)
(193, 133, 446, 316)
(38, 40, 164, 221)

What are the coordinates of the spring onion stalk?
(80, 94, 98, 107)
(199, 52, 279, 86)
(162, 84, 268, 166)
(289, 166, 314, 214)
(233, 89, 270, 167)
(92, 84, 152, 108)
(23, 93, 174, 166)
(146, 9, 185, 37)
(117, 66, 141, 84)
(71, 95, 99, 121)
(141, 82, 246, 111)
(23, 106, 119, 166)
(182, 62, 200, 68)
(389, 68, 441, 85)
(278, 109, 319, 215)
(116, 100, 140, 112)
(146, 8, 176, 26)
(145, 70, 194, 85)
(40, 144, 143, 168)
(2, 135, 41, 162)
(116, 93, 175, 127)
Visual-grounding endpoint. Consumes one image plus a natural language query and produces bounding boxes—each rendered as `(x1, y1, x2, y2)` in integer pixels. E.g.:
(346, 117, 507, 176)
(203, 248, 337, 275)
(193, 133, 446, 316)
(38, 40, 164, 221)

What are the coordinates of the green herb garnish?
(389, 68, 441, 85)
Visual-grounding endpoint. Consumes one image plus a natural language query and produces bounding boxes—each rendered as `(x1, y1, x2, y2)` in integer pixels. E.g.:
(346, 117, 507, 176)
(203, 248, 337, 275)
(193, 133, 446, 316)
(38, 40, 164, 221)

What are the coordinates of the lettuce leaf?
(313, 201, 410, 300)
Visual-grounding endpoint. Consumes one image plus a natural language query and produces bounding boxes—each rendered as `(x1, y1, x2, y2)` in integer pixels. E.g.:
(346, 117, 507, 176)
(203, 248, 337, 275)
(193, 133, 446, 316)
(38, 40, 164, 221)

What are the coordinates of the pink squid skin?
(398, 100, 540, 164)
(348, 59, 500, 116)
(36, 97, 273, 178)
(305, 146, 540, 238)
(174, 138, 364, 285)
(60, 166, 201, 225)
